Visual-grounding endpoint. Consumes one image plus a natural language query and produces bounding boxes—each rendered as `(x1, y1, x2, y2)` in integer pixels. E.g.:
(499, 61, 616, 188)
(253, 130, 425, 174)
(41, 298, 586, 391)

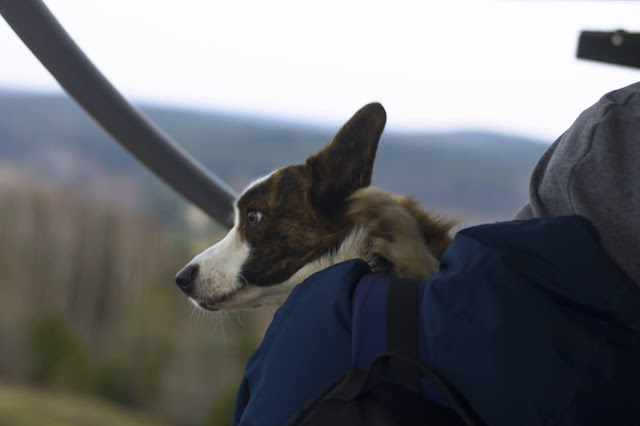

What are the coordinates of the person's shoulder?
(441, 215, 640, 317)
(453, 215, 600, 262)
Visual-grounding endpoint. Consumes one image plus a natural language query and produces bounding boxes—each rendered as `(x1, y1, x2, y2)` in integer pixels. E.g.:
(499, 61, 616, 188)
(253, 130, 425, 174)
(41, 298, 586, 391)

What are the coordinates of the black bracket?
(577, 30, 640, 70)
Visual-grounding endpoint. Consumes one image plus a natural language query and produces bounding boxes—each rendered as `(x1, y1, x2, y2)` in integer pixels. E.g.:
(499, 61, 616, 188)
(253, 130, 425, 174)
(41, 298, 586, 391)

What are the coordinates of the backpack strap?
(348, 275, 484, 426)
(388, 278, 484, 426)
(288, 275, 484, 426)
(386, 277, 420, 392)
(342, 277, 421, 396)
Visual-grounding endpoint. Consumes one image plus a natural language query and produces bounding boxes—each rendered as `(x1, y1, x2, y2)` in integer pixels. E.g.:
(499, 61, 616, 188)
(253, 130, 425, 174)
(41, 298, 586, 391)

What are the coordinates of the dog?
(175, 103, 457, 311)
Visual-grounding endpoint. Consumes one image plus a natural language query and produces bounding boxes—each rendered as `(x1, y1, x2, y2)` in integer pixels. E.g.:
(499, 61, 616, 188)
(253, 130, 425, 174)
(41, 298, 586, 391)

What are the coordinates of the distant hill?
(0, 91, 549, 225)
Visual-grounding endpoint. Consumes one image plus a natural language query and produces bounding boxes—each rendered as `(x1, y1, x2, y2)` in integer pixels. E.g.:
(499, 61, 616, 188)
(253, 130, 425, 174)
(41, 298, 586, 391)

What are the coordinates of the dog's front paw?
(347, 187, 439, 279)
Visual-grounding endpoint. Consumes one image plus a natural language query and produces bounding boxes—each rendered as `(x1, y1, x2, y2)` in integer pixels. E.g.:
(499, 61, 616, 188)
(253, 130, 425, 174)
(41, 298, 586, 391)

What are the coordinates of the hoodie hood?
(515, 81, 640, 286)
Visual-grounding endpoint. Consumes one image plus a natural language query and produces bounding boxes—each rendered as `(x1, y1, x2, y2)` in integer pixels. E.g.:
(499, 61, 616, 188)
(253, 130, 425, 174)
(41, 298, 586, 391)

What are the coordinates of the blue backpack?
(287, 278, 482, 426)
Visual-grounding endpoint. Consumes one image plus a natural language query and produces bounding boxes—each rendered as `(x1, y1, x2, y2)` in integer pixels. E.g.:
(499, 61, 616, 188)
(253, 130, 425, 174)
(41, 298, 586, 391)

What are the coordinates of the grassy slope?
(0, 383, 169, 426)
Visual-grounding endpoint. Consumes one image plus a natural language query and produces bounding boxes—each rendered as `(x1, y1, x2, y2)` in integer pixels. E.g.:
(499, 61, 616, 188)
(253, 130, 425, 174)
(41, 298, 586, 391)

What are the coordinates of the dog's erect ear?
(306, 103, 386, 213)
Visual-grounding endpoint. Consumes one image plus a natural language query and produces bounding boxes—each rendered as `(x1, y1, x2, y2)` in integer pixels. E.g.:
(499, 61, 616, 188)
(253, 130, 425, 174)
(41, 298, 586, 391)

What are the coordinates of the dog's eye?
(247, 211, 263, 226)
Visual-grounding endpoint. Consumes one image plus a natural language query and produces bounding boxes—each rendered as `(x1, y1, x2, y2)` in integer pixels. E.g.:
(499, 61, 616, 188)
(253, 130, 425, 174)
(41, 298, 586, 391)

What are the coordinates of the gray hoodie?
(515, 81, 640, 286)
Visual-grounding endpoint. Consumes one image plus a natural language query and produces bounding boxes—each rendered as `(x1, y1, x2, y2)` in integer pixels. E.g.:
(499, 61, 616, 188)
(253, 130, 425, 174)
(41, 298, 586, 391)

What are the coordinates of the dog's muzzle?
(175, 264, 199, 295)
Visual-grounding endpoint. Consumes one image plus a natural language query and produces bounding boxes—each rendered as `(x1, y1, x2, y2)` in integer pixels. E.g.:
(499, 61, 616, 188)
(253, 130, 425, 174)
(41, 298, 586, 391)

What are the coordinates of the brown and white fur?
(175, 103, 456, 311)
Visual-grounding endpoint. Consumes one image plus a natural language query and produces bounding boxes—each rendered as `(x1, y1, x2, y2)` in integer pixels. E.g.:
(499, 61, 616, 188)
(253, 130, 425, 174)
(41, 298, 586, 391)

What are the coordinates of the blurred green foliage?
(0, 180, 257, 425)
(27, 312, 92, 388)
(205, 316, 261, 425)
(26, 311, 173, 407)
(206, 384, 239, 426)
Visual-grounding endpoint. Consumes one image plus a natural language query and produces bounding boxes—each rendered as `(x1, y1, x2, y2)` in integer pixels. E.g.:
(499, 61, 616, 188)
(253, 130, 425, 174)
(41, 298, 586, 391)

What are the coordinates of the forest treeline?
(0, 174, 258, 425)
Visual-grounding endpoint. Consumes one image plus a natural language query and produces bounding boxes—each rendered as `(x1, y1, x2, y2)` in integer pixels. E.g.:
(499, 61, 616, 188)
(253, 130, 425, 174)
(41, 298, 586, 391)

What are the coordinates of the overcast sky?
(0, 0, 638, 141)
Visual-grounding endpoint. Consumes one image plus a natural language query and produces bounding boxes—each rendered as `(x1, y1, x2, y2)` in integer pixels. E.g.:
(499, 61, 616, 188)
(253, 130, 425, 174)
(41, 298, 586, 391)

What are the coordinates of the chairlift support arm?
(577, 30, 640, 69)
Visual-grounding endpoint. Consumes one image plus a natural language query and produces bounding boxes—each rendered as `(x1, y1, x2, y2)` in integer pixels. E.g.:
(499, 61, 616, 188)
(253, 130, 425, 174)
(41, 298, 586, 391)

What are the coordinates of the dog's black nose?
(175, 264, 198, 295)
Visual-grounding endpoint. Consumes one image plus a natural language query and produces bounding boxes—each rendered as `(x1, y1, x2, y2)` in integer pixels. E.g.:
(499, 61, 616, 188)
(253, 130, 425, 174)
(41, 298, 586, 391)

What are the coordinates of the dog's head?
(175, 103, 386, 311)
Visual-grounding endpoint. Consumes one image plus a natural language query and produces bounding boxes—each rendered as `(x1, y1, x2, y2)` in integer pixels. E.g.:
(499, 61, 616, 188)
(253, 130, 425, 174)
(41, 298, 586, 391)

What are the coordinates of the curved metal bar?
(0, 0, 237, 227)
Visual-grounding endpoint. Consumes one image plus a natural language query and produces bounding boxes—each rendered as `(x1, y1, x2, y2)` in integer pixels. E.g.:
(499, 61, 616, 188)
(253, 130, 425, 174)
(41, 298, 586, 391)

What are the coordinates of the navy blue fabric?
(233, 259, 370, 426)
(352, 274, 453, 409)
(418, 215, 640, 426)
(234, 216, 640, 426)
(351, 274, 388, 370)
